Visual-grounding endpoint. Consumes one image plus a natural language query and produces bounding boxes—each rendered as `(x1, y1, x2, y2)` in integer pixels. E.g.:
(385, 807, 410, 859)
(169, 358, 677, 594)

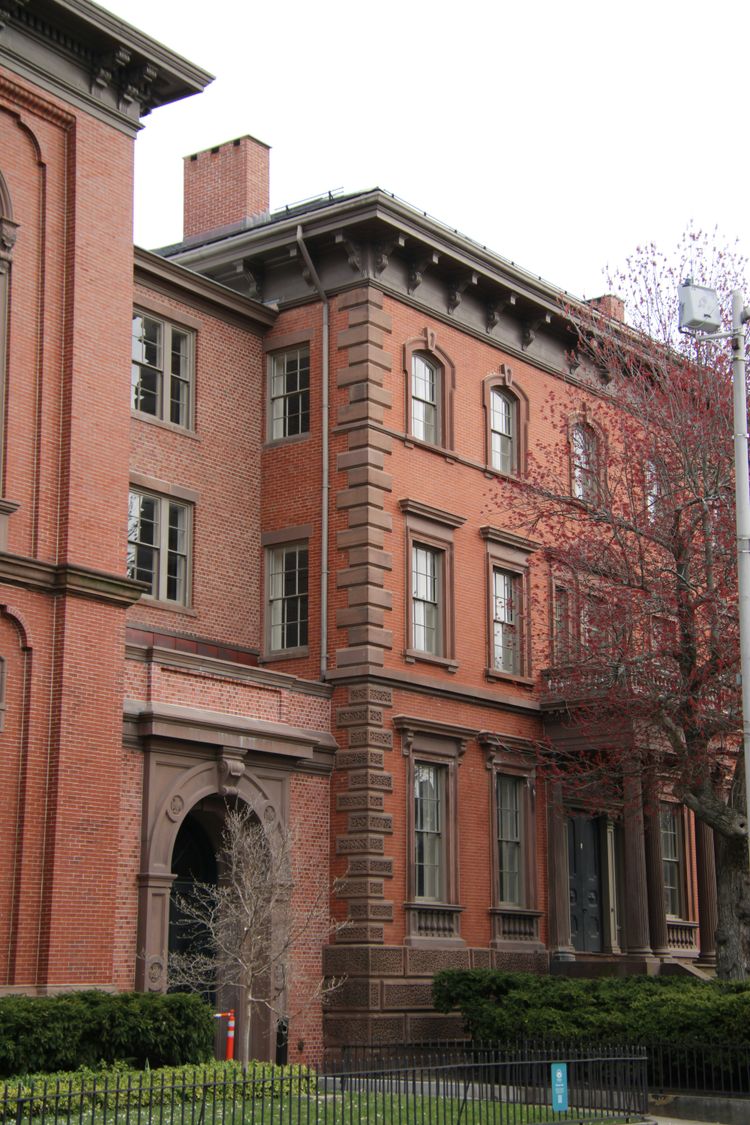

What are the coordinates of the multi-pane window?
(414, 762, 444, 900)
(127, 490, 190, 605)
(497, 774, 522, 905)
(268, 544, 309, 651)
(490, 388, 517, 474)
(553, 585, 573, 663)
(412, 544, 440, 655)
(645, 457, 665, 523)
(132, 313, 192, 428)
(660, 806, 683, 917)
(493, 568, 520, 674)
(581, 594, 609, 656)
(270, 348, 310, 439)
(571, 423, 599, 503)
(411, 354, 439, 444)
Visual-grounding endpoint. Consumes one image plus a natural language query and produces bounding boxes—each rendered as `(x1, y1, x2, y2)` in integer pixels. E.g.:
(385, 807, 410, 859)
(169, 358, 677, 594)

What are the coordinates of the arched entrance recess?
(136, 745, 287, 998)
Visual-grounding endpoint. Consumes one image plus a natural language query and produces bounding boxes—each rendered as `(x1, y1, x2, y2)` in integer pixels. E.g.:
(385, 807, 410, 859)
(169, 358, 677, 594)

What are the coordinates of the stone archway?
(136, 744, 286, 997)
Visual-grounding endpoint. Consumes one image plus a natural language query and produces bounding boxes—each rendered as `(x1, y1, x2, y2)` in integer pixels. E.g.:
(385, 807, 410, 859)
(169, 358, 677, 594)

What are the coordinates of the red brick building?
(1, 0, 719, 1063)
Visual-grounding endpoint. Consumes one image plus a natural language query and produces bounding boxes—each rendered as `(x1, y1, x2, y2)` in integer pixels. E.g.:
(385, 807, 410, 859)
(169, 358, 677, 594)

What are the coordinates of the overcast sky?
(101, 0, 749, 303)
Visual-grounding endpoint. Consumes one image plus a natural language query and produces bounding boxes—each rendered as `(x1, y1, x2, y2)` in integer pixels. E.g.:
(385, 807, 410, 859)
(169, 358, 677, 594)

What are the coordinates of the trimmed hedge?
(0, 1061, 316, 1112)
(0, 992, 214, 1078)
(432, 970, 750, 1045)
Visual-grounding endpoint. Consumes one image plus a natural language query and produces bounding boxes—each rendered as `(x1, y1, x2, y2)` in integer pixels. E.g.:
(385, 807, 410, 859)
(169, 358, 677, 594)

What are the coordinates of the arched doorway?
(169, 808, 218, 1000)
(166, 796, 275, 1060)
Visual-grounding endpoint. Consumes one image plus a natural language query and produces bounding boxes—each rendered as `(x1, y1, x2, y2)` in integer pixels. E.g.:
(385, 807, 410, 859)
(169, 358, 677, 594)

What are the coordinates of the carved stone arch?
(136, 746, 287, 995)
(482, 363, 530, 476)
(146, 757, 284, 879)
(403, 327, 456, 450)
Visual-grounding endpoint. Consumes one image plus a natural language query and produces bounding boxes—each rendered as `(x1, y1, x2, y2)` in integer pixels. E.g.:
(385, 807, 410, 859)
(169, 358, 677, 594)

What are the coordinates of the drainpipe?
(296, 226, 329, 679)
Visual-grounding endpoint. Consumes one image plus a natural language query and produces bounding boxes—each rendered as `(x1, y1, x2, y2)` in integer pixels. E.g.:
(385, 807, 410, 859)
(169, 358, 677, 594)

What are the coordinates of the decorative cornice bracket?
(522, 311, 552, 350)
(408, 251, 439, 295)
(374, 234, 405, 274)
(447, 271, 478, 314)
(335, 230, 362, 274)
(486, 292, 517, 332)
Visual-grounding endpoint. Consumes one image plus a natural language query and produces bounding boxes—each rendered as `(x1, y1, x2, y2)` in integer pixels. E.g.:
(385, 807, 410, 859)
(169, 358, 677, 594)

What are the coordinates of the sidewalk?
(650, 1117, 731, 1124)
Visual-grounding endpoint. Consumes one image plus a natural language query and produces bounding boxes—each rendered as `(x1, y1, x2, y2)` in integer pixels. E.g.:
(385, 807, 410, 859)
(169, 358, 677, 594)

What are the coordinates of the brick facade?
(1, 0, 718, 1066)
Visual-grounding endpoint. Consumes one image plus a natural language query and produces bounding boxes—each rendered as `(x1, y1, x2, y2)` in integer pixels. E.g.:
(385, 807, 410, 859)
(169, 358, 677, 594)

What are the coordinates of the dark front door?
(568, 814, 603, 952)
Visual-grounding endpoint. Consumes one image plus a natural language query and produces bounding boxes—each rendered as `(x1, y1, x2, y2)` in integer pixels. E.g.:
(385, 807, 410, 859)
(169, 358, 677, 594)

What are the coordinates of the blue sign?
(551, 1062, 568, 1112)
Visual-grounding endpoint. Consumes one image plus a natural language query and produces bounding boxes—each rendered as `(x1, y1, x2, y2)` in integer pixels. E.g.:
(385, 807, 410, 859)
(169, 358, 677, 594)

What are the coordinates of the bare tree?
(168, 804, 343, 1063)
(495, 229, 750, 977)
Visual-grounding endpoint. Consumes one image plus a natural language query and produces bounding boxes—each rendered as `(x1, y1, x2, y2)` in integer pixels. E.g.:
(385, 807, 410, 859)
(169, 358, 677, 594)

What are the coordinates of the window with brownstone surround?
(268, 345, 310, 440)
(261, 525, 311, 659)
(395, 717, 471, 947)
(483, 366, 528, 477)
(479, 733, 542, 951)
(403, 329, 456, 451)
(481, 526, 536, 684)
(400, 499, 465, 671)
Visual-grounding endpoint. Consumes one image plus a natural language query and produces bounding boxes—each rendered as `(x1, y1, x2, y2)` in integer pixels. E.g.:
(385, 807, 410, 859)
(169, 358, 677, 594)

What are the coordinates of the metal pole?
(730, 289, 750, 853)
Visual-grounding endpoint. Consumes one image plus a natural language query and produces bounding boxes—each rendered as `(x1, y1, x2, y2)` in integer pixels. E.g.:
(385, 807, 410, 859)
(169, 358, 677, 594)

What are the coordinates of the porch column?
(622, 772, 653, 955)
(547, 781, 575, 960)
(643, 792, 670, 956)
(695, 819, 718, 968)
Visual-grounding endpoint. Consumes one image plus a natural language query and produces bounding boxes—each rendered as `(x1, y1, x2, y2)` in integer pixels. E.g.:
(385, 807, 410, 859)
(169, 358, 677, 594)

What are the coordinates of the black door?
(568, 814, 603, 952)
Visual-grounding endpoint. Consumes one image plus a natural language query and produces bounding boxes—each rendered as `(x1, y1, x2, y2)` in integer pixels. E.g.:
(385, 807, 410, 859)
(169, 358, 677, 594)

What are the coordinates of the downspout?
(296, 226, 329, 679)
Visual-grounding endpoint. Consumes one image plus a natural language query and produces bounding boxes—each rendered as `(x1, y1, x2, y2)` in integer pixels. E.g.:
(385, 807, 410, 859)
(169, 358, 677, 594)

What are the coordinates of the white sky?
(101, 0, 749, 302)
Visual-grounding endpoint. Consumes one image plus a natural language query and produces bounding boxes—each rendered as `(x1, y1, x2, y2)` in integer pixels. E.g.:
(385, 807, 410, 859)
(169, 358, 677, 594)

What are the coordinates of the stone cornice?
(0, 0, 212, 134)
(125, 698, 338, 765)
(125, 641, 332, 699)
(0, 550, 146, 605)
(325, 665, 540, 715)
(398, 498, 466, 529)
(134, 247, 276, 329)
(167, 189, 567, 320)
(479, 525, 541, 554)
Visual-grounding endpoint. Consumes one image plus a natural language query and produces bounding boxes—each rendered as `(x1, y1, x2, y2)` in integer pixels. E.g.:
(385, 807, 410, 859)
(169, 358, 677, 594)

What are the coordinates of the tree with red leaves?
(499, 230, 750, 978)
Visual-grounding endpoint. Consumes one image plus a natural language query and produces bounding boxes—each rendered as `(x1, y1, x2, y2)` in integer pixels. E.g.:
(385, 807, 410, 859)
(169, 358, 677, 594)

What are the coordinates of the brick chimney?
(586, 294, 625, 322)
(183, 135, 270, 239)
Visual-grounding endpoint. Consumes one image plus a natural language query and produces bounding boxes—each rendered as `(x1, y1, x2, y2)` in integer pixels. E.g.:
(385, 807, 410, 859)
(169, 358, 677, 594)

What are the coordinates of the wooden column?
(547, 781, 575, 961)
(622, 772, 653, 955)
(643, 791, 670, 957)
(695, 818, 718, 968)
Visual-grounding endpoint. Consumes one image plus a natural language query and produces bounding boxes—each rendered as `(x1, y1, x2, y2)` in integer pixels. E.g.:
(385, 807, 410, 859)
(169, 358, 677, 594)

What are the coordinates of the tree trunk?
(714, 829, 750, 978)
(238, 987, 251, 1065)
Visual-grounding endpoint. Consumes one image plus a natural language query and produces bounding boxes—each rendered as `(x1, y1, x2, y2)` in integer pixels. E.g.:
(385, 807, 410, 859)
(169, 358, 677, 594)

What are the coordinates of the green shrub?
(0, 992, 214, 1078)
(0, 1061, 316, 1116)
(432, 970, 750, 1045)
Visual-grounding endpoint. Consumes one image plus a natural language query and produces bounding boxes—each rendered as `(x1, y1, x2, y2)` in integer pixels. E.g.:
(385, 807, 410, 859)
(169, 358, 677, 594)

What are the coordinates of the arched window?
(490, 387, 517, 474)
(483, 366, 528, 477)
(571, 422, 599, 503)
(411, 353, 440, 444)
(0, 171, 18, 492)
(403, 330, 456, 450)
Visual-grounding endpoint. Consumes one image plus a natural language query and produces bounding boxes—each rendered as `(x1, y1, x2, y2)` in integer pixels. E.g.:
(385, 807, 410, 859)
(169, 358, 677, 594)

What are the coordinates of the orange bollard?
(225, 1009, 235, 1061)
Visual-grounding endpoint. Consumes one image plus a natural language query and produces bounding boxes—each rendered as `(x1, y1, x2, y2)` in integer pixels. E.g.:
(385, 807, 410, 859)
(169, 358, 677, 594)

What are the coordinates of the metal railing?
(328, 1038, 750, 1099)
(1, 1045, 649, 1125)
(647, 1039, 750, 1096)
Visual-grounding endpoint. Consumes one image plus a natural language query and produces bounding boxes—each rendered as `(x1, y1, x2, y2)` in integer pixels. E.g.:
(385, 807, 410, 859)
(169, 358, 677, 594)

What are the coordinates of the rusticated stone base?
(323, 943, 547, 1047)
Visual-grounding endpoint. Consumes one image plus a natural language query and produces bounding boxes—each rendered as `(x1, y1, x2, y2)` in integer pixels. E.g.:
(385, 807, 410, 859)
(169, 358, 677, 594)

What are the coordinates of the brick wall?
(183, 136, 269, 239)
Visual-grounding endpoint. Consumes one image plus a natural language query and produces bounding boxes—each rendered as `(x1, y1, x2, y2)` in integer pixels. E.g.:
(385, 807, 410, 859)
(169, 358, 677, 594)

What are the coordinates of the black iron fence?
(1, 1045, 649, 1125)
(327, 1038, 750, 1099)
